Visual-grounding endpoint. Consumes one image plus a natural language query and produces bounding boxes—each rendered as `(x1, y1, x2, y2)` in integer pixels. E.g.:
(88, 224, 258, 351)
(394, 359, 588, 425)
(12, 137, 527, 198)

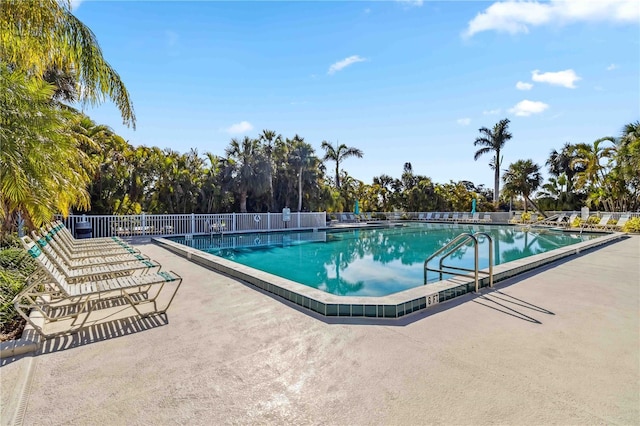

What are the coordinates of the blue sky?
(73, 0, 639, 189)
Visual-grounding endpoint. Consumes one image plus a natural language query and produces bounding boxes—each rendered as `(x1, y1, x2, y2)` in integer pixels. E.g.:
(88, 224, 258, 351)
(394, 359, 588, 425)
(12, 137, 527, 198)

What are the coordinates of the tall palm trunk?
(494, 166, 500, 206)
(298, 167, 303, 212)
(268, 166, 275, 211)
(240, 190, 248, 213)
(493, 149, 502, 207)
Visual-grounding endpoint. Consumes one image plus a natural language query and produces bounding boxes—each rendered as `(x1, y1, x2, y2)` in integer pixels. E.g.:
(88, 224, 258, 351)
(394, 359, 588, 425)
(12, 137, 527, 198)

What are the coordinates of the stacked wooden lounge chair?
(14, 224, 182, 339)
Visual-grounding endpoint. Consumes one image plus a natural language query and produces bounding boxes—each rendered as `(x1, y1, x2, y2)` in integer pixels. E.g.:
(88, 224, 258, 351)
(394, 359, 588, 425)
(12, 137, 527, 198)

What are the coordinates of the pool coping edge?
(152, 231, 624, 319)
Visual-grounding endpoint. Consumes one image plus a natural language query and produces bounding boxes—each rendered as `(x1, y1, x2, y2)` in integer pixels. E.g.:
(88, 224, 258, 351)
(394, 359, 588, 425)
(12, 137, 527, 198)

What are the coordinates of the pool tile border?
(153, 231, 624, 319)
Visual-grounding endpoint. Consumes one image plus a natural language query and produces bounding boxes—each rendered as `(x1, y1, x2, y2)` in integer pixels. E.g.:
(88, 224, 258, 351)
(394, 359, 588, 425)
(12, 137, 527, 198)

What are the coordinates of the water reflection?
(176, 224, 598, 297)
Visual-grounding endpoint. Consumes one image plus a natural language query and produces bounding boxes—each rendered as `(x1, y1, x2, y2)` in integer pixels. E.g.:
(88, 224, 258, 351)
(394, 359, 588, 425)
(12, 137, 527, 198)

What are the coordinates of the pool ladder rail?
(424, 232, 494, 293)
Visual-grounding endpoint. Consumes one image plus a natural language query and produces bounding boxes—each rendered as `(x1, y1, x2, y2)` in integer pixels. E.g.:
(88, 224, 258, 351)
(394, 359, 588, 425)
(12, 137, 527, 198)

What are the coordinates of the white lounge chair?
(538, 213, 565, 226)
(32, 232, 159, 283)
(562, 213, 579, 228)
(16, 236, 182, 339)
(44, 223, 141, 259)
(609, 214, 630, 231)
(584, 214, 612, 230)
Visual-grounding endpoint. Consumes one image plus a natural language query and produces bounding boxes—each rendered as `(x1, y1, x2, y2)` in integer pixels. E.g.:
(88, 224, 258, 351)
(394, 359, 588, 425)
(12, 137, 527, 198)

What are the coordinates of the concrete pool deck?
(1, 235, 638, 424)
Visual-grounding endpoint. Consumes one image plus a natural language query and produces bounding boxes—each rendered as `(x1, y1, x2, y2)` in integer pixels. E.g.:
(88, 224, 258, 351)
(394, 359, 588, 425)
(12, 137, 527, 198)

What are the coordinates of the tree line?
(1, 1, 638, 236)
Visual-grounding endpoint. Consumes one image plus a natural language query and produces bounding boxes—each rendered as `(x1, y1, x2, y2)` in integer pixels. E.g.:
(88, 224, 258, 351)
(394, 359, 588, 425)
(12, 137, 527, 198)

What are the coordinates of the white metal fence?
(56, 212, 327, 239)
(55, 209, 638, 238)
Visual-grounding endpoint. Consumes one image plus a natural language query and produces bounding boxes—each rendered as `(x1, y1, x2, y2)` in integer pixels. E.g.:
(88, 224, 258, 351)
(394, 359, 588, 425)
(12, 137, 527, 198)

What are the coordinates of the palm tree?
(320, 140, 363, 189)
(473, 118, 512, 205)
(616, 121, 640, 211)
(620, 121, 640, 147)
(1, 0, 135, 126)
(571, 138, 616, 191)
(225, 137, 268, 213)
(259, 129, 281, 211)
(0, 66, 92, 232)
(502, 159, 543, 213)
(288, 135, 317, 212)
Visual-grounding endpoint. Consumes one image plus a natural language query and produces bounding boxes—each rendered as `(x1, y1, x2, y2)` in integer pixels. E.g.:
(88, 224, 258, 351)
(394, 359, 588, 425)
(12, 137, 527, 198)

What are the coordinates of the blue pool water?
(169, 223, 600, 297)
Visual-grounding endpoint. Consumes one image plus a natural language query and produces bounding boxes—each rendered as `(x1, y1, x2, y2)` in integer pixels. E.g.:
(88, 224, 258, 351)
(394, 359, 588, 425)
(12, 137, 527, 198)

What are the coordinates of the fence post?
(267, 212, 271, 230)
(233, 213, 236, 232)
(297, 212, 301, 228)
(191, 213, 195, 235)
(141, 213, 146, 235)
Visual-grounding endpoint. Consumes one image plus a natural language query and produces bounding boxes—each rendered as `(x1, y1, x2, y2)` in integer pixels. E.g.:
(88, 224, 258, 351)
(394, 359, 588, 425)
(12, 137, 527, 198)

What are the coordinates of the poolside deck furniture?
(35, 230, 156, 269)
(339, 213, 359, 223)
(440, 212, 450, 221)
(510, 213, 522, 224)
(16, 236, 182, 339)
(44, 223, 142, 260)
(608, 214, 630, 231)
(449, 212, 459, 222)
(470, 213, 480, 223)
(207, 220, 226, 233)
(562, 213, 579, 228)
(31, 232, 159, 284)
(458, 213, 470, 222)
(480, 213, 492, 223)
(584, 214, 612, 231)
(50, 221, 131, 248)
(538, 213, 566, 226)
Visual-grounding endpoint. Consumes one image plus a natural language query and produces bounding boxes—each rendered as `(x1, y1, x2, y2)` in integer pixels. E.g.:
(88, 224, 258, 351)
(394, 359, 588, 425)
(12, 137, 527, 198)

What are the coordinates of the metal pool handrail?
(424, 232, 494, 293)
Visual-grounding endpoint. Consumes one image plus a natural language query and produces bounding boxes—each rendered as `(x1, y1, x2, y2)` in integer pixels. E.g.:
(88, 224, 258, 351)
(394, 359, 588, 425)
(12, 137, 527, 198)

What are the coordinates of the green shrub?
(521, 212, 531, 223)
(571, 217, 581, 227)
(0, 236, 35, 341)
(622, 217, 640, 233)
(589, 216, 601, 224)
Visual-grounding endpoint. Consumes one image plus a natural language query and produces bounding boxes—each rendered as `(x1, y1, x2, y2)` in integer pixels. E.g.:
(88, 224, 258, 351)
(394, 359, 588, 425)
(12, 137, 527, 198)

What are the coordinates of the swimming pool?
(156, 223, 619, 318)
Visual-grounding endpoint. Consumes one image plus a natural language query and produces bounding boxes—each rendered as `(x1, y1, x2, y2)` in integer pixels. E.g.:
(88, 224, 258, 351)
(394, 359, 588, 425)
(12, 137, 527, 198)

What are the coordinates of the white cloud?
(165, 30, 179, 48)
(516, 81, 533, 90)
(464, 0, 639, 38)
(457, 118, 471, 126)
(70, 0, 83, 11)
(606, 63, 618, 71)
(328, 55, 367, 75)
(397, 0, 424, 7)
(225, 121, 254, 134)
(509, 100, 549, 116)
(483, 108, 501, 115)
(532, 69, 580, 88)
